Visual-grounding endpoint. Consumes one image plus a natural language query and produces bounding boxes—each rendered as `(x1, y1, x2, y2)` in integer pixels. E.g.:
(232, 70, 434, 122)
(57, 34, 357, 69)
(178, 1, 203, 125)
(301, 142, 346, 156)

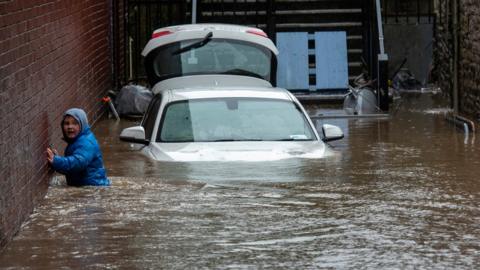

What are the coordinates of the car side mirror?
(322, 124, 344, 142)
(120, 126, 149, 145)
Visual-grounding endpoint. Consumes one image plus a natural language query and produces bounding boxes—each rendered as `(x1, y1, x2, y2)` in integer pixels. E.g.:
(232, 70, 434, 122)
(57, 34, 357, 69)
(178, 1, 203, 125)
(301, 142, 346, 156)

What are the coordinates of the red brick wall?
(0, 0, 116, 249)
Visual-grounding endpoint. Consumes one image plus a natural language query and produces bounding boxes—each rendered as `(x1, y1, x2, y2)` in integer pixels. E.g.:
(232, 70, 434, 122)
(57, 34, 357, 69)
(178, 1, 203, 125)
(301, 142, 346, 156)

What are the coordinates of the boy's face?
(63, 116, 81, 139)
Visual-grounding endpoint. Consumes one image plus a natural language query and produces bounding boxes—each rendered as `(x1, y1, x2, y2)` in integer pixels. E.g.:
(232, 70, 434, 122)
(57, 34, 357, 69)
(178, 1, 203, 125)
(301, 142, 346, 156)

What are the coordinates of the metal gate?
(126, 0, 191, 82)
(381, 0, 435, 24)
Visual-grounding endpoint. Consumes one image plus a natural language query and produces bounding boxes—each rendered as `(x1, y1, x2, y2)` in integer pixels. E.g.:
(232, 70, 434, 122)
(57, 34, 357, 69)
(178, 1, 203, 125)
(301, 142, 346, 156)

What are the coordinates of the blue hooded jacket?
(52, 108, 110, 186)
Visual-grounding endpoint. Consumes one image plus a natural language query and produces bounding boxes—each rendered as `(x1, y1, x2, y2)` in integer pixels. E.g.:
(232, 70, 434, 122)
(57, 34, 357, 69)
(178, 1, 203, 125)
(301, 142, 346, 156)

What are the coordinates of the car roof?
(165, 87, 294, 103)
(142, 23, 279, 57)
(151, 75, 273, 95)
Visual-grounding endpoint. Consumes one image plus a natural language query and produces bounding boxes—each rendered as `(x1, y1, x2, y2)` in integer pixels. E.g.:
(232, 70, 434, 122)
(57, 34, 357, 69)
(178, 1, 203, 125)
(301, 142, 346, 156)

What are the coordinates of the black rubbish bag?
(392, 69, 421, 90)
(115, 85, 153, 116)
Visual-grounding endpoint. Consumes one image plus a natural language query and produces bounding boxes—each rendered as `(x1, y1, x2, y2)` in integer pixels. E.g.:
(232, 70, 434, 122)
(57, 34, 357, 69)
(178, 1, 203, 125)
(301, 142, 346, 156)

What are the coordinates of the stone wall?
(433, 0, 454, 102)
(0, 0, 123, 249)
(458, 0, 480, 117)
(434, 0, 480, 117)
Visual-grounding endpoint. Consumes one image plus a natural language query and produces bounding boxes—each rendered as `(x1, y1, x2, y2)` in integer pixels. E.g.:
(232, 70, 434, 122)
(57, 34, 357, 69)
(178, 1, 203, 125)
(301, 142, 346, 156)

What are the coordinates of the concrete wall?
(434, 0, 480, 117)
(0, 0, 117, 249)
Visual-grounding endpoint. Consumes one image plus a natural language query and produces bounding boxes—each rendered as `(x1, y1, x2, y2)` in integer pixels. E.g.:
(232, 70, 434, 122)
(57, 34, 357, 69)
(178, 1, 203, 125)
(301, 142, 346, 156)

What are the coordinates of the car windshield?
(152, 39, 273, 81)
(158, 98, 316, 142)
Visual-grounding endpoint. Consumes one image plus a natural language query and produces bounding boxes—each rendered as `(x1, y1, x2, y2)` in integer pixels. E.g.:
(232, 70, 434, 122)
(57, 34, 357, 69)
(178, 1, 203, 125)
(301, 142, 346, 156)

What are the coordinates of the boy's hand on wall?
(46, 148, 57, 164)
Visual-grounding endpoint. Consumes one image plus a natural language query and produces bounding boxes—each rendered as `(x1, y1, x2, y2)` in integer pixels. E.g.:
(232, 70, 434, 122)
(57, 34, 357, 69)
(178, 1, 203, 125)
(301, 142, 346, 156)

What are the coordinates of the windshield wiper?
(221, 68, 264, 79)
(213, 138, 263, 142)
(276, 138, 310, 141)
(172, 32, 213, 55)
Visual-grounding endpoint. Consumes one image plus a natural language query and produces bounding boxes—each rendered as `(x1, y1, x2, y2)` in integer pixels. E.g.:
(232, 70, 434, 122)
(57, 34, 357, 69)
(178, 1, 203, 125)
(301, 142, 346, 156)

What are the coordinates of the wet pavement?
(1, 92, 480, 269)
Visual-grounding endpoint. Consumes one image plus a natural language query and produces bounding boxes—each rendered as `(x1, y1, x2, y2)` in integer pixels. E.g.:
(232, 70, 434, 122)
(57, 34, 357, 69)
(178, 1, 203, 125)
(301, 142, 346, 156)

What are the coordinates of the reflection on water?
(1, 93, 480, 269)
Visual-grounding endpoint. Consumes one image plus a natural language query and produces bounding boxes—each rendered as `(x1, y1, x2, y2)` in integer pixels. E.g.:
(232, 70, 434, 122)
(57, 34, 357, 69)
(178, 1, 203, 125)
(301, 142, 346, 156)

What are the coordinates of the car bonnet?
(148, 141, 331, 162)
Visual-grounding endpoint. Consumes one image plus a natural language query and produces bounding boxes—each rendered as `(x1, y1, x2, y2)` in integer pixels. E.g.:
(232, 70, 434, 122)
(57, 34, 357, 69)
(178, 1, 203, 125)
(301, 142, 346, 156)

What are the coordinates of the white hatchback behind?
(120, 24, 343, 162)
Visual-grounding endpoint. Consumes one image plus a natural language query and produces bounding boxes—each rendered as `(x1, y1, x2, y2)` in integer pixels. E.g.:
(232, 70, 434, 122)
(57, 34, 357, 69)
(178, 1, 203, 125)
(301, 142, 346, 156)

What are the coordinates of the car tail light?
(152, 30, 173, 39)
(246, 29, 268, 38)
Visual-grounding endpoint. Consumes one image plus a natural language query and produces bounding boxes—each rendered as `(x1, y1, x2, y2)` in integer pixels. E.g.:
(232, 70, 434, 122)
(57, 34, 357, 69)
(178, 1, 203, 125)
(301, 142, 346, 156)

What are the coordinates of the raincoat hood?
(62, 108, 90, 141)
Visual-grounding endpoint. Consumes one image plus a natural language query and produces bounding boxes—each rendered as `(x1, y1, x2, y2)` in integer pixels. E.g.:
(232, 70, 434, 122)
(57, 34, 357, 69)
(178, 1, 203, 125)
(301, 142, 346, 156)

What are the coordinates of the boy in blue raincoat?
(46, 108, 110, 186)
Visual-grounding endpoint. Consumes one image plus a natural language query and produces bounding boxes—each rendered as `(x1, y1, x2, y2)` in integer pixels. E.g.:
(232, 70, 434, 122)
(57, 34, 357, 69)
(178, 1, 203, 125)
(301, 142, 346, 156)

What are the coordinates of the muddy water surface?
(1, 93, 480, 269)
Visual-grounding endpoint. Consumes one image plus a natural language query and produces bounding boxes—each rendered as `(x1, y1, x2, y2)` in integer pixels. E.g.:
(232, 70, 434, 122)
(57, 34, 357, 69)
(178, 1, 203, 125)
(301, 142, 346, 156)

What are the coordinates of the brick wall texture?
(434, 0, 480, 117)
(0, 0, 120, 249)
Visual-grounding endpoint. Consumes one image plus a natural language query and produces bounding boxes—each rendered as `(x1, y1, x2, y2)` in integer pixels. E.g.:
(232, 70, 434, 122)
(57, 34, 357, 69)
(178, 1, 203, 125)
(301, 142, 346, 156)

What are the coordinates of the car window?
(141, 95, 162, 141)
(158, 101, 194, 142)
(152, 39, 273, 82)
(157, 98, 315, 142)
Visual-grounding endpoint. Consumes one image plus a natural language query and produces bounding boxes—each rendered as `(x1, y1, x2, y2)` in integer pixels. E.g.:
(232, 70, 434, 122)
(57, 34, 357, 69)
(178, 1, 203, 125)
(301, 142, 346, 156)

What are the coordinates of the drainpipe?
(375, 0, 385, 56)
(192, 0, 197, 24)
(375, 0, 389, 112)
(109, 0, 118, 90)
(452, 0, 459, 114)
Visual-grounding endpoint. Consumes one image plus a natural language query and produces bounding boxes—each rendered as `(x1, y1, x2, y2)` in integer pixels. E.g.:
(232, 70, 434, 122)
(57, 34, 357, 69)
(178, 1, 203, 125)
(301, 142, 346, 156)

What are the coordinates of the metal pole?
(192, 0, 197, 23)
(129, 37, 133, 81)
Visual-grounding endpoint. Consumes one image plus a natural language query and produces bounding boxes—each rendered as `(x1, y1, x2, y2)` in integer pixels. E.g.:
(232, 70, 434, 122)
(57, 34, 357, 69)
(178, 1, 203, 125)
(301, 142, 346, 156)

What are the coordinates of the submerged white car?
(120, 79, 343, 162)
(119, 24, 343, 161)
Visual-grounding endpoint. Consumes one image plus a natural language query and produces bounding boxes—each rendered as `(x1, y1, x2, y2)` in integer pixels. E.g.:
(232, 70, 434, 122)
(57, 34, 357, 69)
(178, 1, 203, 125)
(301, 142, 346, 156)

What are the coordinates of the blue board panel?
(276, 32, 309, 90)
(315, 32, 349, 90)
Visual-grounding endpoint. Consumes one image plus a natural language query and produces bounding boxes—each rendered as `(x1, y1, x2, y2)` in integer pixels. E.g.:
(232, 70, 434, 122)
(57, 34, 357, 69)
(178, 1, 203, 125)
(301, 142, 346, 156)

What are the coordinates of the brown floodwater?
(1, 92, 480, 269)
